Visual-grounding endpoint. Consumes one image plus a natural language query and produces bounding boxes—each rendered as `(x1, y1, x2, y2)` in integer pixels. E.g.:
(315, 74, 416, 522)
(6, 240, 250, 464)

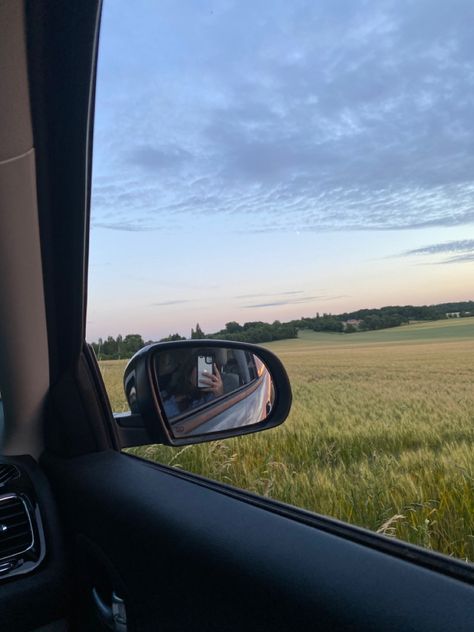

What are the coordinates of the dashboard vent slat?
(0, 510, 25, 521)
(0, 495, 34, 561)
(0, 465, 20, 486)
(1, 531, 31, 544)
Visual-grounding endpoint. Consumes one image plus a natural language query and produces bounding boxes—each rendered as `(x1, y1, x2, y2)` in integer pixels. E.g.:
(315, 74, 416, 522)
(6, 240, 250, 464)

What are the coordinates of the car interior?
(1, 1, 474, 631)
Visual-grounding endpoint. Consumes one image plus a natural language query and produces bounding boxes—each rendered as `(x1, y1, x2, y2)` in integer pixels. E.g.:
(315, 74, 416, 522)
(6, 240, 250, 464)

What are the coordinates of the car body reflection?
(153, 347, 275, 439)
(171, 368, 274, 438)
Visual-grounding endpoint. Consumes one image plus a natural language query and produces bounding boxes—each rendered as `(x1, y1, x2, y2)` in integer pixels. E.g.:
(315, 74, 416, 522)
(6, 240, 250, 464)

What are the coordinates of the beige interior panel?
(0, 1, 49, 457)
(0, 0, 33, 161)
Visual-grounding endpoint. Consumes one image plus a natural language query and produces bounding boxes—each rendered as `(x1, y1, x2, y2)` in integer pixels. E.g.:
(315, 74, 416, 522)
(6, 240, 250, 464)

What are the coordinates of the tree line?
(90, 320, 298, 359)
(91, 334, 149, 360)
(208, 320, 298, 343)
(90, 300, 473, 359)
(291, 312, 406, 333)
(338, 301, 474, 323)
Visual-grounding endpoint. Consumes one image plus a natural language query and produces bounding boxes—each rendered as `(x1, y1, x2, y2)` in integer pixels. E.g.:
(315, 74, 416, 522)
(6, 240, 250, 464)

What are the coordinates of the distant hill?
(91, 300, 474, 358)
(209, 300, 474, 343)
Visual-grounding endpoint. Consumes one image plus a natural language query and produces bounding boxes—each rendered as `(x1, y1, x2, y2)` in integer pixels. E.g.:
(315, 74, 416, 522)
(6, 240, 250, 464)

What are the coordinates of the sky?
(87, 0, 474, 341)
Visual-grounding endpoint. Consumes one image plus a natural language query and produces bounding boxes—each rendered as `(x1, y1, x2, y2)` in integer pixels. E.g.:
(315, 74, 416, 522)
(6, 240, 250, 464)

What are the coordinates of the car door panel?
(44, 450, 474, 632)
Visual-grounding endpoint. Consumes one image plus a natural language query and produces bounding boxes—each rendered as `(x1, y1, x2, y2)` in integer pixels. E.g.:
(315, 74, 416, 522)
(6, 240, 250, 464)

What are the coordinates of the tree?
(160, 333, 186, 342)
(123, 334, 145, 356)
(191, 323, 205, 339)
(225, 321, 242, 334)
(102, 335, 117, 358)
(243, 321, 265, 330)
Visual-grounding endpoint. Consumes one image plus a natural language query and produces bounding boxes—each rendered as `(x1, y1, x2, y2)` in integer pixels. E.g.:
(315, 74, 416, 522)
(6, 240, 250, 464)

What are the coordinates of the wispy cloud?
(235, 290, 305, 299)
(438, 253, 474, 264)
(93, 221, 162, 232)
(320, 295, 350, 301)
(243, 295, 323, 308)
(403, 240, 474, 256)
(398, 239, 474, 265)
(150, 299, 194, 307)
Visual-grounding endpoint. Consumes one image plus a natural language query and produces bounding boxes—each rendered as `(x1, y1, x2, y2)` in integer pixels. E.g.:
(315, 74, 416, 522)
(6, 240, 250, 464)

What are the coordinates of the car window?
(88, 1, 474, 562)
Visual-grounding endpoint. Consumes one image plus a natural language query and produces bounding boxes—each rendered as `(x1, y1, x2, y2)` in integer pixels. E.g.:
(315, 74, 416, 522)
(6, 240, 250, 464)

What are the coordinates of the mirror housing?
(122, 340, 292, 446)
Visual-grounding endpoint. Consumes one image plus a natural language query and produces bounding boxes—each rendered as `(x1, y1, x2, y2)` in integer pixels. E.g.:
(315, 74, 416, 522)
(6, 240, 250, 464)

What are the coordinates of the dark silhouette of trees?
(191, 323, 205, 339)
(89, 301, 473, 357)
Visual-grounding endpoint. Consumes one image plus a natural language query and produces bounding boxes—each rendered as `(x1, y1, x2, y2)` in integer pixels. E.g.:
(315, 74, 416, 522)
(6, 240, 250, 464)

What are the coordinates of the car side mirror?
(121, 340, 292, 446)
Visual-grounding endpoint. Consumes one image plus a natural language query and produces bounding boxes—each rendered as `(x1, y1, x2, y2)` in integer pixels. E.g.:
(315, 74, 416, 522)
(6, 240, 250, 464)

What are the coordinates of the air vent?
(0, 495, 34, 561)
(0, 464, 20, 486)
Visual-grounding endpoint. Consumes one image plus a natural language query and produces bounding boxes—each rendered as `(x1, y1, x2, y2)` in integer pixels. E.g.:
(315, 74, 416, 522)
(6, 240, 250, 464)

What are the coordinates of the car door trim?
(124, 451, 474, 585)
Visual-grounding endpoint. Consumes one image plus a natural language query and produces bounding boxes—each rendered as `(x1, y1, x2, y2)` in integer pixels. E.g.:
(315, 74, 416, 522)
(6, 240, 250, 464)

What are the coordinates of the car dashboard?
(0, 459, 46, 579)
(0, 455, 69, 631)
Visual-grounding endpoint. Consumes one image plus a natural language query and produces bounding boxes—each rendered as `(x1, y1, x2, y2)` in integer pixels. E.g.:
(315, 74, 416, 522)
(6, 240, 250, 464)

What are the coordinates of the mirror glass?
(153, 347, 275, 439)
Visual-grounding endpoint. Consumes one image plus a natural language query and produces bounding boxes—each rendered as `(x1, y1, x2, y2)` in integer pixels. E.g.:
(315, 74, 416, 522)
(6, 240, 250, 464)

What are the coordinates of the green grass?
(100, 318, 474, 561)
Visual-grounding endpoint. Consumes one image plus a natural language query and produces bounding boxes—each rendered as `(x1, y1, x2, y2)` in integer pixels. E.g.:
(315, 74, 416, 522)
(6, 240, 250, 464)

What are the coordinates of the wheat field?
(99, 318, 474, 561)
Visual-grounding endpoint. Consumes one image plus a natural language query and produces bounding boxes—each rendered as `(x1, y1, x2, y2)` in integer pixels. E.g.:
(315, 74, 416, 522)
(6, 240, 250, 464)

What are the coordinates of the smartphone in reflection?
(197, 354, 214, 388)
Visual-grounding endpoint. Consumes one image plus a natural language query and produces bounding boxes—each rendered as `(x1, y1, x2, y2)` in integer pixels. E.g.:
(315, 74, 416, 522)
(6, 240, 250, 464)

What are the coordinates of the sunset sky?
(87, 0, 474, 341)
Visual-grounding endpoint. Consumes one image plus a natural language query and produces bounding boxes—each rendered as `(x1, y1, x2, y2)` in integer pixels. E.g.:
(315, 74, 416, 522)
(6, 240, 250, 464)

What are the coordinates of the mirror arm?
(114, 412, 152, 449)
(114, 412, 144, 428)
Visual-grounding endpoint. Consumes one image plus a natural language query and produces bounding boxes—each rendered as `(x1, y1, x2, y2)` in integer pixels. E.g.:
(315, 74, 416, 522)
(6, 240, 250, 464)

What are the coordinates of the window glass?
(89, 1, 474, 561)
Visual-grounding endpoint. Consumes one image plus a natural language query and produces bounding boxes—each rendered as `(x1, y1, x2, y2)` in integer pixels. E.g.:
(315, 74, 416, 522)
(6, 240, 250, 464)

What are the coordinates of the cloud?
(235, 290, 304, 299)
(93, 221, 162, 232)
(402, 239, 474, 256)
(128, 145, 192, 171)
(150, 299, 193, 306)
(93, 1, 474, 233)
(243, 295, 323, 308)
(398, 239, 474, 264)
(438, 253, 474, 264)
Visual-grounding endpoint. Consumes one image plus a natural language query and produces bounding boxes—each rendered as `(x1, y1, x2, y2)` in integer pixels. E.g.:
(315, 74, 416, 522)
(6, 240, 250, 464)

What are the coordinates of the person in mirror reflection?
(161, 353, 223, 419)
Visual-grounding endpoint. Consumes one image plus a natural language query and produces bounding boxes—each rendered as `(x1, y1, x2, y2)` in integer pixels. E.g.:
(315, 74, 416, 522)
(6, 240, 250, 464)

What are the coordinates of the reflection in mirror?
(153, 347, 275, 439)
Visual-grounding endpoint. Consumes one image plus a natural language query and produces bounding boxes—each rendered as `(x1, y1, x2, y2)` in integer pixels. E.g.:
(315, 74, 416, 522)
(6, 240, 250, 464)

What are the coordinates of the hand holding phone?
(197, 355, 214, 388)
(197, 355, 224, 396)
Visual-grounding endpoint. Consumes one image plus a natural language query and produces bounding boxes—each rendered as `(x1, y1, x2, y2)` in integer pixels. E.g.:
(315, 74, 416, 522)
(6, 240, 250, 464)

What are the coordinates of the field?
(99, 318, 474, 560)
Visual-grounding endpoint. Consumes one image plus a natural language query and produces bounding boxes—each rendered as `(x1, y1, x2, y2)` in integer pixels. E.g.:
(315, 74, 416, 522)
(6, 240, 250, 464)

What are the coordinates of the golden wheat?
(99, 322, 474, 561)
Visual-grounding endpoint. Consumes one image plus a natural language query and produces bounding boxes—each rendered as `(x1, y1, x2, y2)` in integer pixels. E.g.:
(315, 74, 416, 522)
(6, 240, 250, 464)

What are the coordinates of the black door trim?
(125, 451, 474, 585)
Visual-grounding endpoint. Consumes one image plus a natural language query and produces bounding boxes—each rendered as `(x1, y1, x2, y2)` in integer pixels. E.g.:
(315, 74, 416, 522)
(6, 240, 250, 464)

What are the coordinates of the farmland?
(99, 318, 474, 560)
